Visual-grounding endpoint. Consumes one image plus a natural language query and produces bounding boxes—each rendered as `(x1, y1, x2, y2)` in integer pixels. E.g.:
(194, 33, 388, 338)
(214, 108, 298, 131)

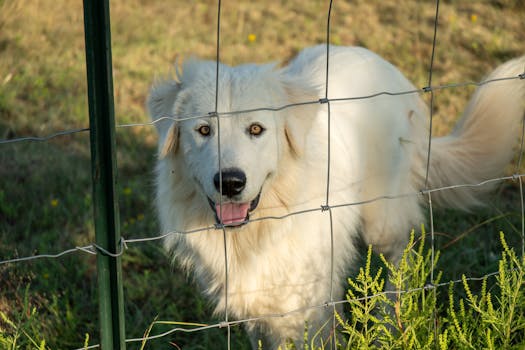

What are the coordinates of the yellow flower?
(50, 199, 59, 207)
(137, 213, 145, 221)
(123, 187, 132, 196)
(470, 14, 477, 23)
(247, 33, 256, 43)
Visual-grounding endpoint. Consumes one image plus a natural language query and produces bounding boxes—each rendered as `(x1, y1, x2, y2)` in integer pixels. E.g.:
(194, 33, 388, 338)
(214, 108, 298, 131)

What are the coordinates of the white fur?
(148, 45, 525, 349)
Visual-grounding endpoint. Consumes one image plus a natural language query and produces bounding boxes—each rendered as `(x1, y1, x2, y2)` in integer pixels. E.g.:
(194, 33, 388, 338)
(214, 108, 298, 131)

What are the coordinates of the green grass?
(1, 0, 525, 349)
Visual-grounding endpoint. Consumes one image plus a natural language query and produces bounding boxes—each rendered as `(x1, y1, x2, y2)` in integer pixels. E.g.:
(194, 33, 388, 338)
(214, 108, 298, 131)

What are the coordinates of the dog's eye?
(248, 123, 265, 136)
(197, 125, 211, 136)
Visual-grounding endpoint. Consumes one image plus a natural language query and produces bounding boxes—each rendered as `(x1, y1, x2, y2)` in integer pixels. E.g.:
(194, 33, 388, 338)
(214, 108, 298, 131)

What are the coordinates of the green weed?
(1, 0, 524, 349)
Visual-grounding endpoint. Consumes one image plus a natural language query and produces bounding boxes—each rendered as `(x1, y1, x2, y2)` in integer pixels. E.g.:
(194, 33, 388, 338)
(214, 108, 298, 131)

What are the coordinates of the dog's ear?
(158, 123, 179, 158)
(281, 77, 320, 158)
(147, 80, 181, 158)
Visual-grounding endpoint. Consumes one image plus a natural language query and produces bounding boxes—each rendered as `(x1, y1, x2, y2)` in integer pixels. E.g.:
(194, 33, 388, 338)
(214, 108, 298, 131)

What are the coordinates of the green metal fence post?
(83, 0, 126, 349)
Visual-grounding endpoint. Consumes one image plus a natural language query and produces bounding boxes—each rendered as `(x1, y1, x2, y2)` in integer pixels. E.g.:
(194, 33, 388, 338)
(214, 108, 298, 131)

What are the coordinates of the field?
(1, 0, 524, 348)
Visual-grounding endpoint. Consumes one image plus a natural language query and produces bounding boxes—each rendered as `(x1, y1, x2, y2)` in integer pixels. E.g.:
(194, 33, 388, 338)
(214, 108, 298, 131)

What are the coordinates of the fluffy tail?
(422, 56, 525, 209)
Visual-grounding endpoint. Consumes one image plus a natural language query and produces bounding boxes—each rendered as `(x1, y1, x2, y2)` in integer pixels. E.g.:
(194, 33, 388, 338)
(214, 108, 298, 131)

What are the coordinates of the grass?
(0, 0, 524, 348)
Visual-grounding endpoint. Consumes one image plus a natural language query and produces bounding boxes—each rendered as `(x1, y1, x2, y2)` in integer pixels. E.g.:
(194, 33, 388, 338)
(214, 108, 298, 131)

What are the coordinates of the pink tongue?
(215, 202, 250, 225)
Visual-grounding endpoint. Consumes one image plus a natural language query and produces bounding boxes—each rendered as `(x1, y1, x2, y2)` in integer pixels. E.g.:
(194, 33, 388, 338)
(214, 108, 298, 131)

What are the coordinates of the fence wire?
(1, 0, 525, 349)
(425, 0, 441, 343)
(212, 1, 233, 348)
(72, 270, 504, 350)
(1, 173, 524, 267)
(0, 75, 523, 146)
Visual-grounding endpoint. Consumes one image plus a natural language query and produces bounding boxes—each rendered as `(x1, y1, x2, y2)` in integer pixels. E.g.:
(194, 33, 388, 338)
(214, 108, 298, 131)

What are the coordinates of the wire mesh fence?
(1, 0, 525, 349)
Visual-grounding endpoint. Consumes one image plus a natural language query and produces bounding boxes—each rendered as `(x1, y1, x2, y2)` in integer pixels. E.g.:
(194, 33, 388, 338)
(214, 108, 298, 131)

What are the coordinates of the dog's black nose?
(214, 169, 246, 197)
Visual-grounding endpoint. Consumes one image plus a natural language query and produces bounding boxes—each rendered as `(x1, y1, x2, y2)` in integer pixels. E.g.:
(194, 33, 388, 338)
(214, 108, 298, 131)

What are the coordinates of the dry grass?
(1, 0, 523, 136)
(0, 0, 524, 348)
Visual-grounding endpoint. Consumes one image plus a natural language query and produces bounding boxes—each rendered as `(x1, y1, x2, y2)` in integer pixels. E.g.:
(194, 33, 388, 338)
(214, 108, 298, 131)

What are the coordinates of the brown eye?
(248, 123, 264, 136)
(197, 125, 211, 136)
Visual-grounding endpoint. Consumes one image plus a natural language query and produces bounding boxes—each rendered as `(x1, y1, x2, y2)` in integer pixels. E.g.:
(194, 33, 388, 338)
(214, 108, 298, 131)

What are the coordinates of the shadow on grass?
(0, 126, 251, 349)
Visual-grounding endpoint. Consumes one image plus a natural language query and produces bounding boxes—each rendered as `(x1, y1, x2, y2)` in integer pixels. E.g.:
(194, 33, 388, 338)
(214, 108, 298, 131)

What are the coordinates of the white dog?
(148, 45, 525, 349)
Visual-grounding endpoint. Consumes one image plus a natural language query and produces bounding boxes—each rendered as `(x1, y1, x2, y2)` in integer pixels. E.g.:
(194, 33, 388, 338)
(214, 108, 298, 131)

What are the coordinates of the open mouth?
(207, 193, 261, 226)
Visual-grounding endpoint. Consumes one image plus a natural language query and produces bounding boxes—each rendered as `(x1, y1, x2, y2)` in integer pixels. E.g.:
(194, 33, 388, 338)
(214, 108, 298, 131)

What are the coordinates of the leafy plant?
(331, 229, 525, 350)
(447, 232, 525, 349)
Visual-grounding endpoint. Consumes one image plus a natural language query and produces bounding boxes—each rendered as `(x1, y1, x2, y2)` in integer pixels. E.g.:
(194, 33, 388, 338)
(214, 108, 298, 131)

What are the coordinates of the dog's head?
(148, 59, 318, 227)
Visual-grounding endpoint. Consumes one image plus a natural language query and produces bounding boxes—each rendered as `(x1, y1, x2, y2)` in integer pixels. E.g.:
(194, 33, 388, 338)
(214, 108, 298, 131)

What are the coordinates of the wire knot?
(323, 301, 335, 308)
(422, 86, 432, 93)
(120, 236, 129, 250)
(319, 97, 329, 104)
(518, 73, 525, 80)
(424, 283, 435, 290)
(91, 238, 126, 258)
(214, 223, 225, 230)
(320, 205, 330, 212)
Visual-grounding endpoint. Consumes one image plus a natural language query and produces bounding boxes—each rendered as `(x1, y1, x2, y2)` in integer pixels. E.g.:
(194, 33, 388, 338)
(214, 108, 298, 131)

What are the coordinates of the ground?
(0, 0, 524, 348)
